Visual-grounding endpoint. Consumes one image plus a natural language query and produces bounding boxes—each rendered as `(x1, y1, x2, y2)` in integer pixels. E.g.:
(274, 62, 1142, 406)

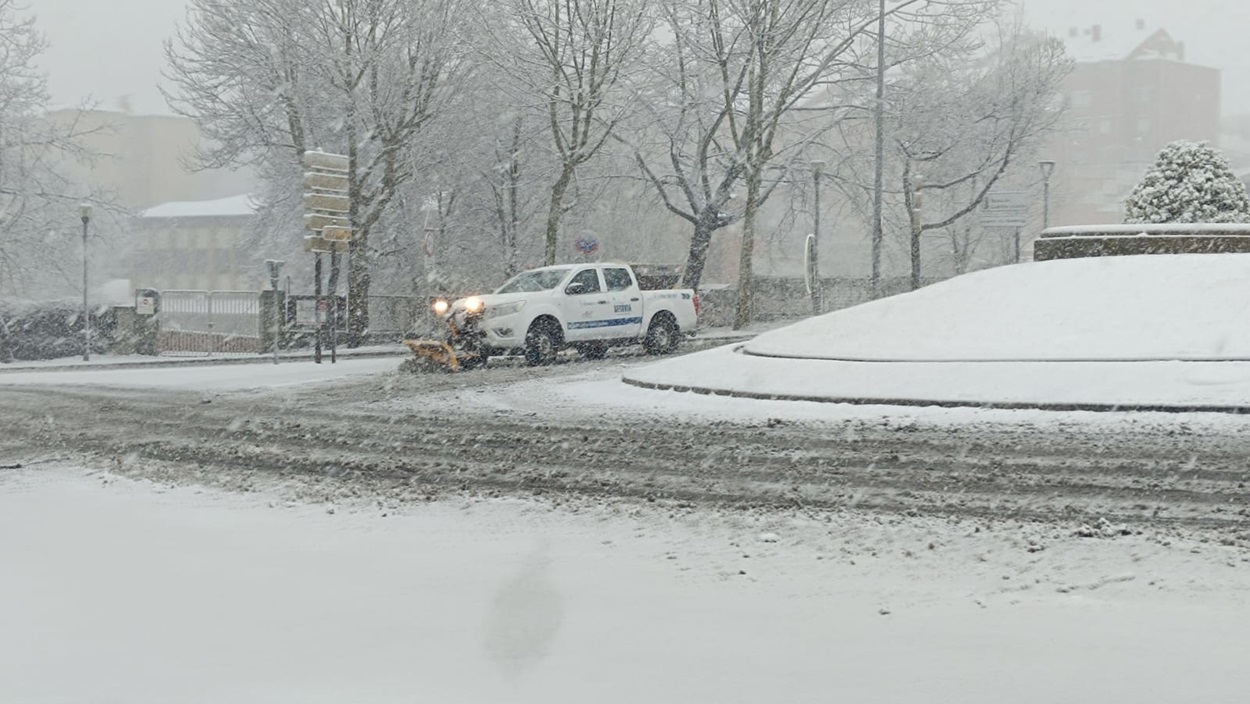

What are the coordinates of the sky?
(24, 0, 1250, 117)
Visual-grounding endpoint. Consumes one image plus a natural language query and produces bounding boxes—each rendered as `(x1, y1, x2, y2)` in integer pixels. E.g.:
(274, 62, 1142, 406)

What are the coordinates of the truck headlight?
(485, 301, 526, 319)
(431, 298, 450, 316)
(464, 296, 485, 314)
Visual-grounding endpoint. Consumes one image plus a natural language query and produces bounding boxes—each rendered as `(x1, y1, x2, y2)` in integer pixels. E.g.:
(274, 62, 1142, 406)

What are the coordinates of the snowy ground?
(617, 255, 1250, 410)
(5, 258, 1250, 701)
(3, 466, 1249, 704)
(746, 254, 1250, 362)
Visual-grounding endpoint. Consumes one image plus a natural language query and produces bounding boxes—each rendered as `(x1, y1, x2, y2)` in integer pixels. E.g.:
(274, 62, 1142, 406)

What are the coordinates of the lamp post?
(809, 159, 826, 316)
(78, 203, 92, 362)
(1039, 160, 1056, 230)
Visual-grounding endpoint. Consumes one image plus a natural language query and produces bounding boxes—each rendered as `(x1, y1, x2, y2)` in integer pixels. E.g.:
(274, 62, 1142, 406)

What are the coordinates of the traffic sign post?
(574, 234, 599, 259)
(981, 190, 1032, 264)
(302, 150, 352, 363)
(981, 190, 1031, 228)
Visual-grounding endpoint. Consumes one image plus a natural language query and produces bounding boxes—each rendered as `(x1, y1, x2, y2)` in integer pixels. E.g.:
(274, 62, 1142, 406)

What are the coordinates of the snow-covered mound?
(745, 254, 1250, 362)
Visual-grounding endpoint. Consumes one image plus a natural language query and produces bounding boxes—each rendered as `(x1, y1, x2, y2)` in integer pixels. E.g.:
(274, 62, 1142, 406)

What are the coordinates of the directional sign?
(304, 213, 350, 231)
(302, 150, 349, 172)
(302, 170, 349, 193)
(981, 190, 1032, 228)
(303, 192, 350, 214)
(322, 226, 353, 242)
(303, 235, 350, 253)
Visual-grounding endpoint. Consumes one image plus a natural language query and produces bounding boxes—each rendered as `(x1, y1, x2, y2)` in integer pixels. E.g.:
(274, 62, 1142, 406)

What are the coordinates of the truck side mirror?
(565, 282, 586, 295)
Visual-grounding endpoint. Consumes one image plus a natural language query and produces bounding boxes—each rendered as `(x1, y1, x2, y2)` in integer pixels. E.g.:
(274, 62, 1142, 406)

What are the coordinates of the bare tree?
(629, 0, 994, 326)
(487, 117, 528, 278)
(893, 24, 1071, 289)
(165, 0, 469, 344)
(490, 0, 654, 266)
(0, 0, 101, 297)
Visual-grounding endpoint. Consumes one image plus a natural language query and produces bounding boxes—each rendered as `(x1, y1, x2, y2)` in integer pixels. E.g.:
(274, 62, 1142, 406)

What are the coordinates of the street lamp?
(809, 159, 826, 316)
(1039, 160, 1056, 230)
(78, 203, 92, 362)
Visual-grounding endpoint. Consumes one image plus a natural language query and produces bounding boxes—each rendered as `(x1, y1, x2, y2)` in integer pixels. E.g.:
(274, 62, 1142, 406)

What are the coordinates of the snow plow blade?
(402, 339, 460, 373)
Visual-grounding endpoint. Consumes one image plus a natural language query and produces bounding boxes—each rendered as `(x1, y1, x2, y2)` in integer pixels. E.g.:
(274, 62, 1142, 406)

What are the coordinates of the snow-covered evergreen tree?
(1124, 141, 1250, 223)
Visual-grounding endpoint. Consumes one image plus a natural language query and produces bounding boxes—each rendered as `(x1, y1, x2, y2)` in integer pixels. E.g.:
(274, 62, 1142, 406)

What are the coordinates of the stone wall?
(1034, 224, 1250, 261)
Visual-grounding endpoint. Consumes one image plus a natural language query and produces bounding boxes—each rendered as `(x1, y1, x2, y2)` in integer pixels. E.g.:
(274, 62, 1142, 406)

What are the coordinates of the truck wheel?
(458, 353, 487, 371)
(644, 315, 679, 355)
(576, 342, 608, 360)
(524, 321, 560, 366)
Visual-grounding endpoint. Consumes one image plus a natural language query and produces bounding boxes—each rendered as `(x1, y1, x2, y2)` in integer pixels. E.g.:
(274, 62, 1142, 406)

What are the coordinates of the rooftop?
(141, 194, 259, 219)
(1063, 21, 1184, 64)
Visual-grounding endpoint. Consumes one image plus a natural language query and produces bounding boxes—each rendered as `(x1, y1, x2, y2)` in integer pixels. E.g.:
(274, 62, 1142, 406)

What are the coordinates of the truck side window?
(604, 268, 633, 292)
(567, 268, 601, 294)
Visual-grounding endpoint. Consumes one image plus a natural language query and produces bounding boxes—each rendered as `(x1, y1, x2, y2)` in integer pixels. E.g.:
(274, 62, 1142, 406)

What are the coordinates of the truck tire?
(644, 314, 679, 355)
(576, 342, 608, 360)
(524, 320, 561, 366)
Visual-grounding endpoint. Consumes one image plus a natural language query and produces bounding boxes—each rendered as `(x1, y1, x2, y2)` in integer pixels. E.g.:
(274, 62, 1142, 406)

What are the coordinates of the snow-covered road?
(3, 467, 1248, 703)
(4, 360, 1250, 534)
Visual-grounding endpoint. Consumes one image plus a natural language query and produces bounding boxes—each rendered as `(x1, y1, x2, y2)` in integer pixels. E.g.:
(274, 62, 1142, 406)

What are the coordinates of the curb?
(618, 376, 1250, 416)
(0, 349, 406, 374)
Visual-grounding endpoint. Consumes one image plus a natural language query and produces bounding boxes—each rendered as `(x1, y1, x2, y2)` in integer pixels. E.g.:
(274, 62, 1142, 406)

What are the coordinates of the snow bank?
(744, 254, 1250, 362)
(624, 344, 1250, 410)
(3, 467, 1248, 703)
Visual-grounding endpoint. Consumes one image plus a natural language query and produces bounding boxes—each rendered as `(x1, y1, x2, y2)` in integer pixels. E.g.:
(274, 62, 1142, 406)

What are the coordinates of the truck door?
(602, 266, 644, 339)
(561, 268, 612, 341)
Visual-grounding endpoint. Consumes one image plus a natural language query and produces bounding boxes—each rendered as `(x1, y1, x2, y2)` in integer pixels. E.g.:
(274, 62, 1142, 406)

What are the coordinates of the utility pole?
(871, 0, 887, 297)
(314, 254, 323, 364)
(79, 203, 92, 362)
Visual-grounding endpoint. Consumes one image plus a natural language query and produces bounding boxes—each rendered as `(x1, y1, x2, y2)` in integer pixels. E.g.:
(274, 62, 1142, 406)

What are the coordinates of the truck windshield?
(495, 268, 572, 294)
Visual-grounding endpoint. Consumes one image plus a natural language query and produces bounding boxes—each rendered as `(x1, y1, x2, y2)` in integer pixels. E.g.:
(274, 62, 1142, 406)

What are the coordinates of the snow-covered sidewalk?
(622, 343, 1250, 411)
(2, 467, 1248, 703)
(0, 344, 406, 372)
(0, 355, 402, 391)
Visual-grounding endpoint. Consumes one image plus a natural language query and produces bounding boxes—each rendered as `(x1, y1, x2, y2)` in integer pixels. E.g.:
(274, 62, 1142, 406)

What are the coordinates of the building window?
(1071, 90, 1093, 109)
(1099, 117, 1113, 134)
(1137, 116, 1151, 135)
(1132, 85, 1154, 103)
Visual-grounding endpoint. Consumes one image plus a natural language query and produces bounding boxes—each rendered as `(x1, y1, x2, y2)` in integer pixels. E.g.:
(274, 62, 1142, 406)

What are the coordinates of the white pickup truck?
(439, 263, 699, 366)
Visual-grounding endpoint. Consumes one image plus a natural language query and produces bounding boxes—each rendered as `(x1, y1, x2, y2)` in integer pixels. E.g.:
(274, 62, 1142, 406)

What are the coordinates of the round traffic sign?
(574, 234, 599, 255)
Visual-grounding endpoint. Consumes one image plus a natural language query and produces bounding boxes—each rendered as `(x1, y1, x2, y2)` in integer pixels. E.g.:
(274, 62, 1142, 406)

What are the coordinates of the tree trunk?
(348, 242, 370, 344)
(543, 165, 574, 266)
(505, 119, 522, 277)
(904, 165, 922, 291)
(343, 20, 367, 347)
(908, 218, 922, 290)
(680, 216, 718, 291)
(732, 175, 762, 330)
